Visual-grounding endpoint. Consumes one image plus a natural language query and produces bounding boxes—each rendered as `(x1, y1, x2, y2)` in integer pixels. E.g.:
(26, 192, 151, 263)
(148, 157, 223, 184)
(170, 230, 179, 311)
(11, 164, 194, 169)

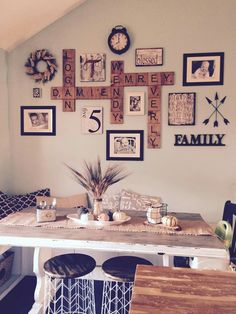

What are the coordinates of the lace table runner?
(0, 211, 213, 236)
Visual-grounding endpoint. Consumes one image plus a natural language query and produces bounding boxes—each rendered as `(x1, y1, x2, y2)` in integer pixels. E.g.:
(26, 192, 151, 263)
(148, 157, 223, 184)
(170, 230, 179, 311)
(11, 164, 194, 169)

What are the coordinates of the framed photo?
(106, 130, 144, 161)
(125, 91, 145, 115)
(183, 52, 224, 86)
(80, 53, 106, 82)
(135, 48, 163, 66)
(21, 106, 56, 136)
(168, 93, 196, 126)
(81, 106, 103, 134)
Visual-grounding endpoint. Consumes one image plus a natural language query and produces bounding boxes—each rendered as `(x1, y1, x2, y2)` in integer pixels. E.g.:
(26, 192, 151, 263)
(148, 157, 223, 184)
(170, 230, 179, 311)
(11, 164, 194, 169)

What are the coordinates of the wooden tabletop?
(0, 208, 227, 260)
(130, 265, 236, 314)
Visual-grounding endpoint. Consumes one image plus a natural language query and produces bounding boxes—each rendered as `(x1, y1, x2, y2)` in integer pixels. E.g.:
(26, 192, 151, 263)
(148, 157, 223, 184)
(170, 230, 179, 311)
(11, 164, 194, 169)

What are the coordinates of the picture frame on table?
(168, 92, 196, 126)
(20, 106, 56, 136)
(135, 48, 163, 66)
(125, 91, 145, 115)
(183, 52, 224, 86)
(106, 130, 144, 161)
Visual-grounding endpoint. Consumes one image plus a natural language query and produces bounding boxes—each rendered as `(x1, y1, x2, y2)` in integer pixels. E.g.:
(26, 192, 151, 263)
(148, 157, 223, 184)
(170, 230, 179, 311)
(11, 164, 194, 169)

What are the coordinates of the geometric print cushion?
(119, 189, 162, 211)
(0, 188, 50, 219)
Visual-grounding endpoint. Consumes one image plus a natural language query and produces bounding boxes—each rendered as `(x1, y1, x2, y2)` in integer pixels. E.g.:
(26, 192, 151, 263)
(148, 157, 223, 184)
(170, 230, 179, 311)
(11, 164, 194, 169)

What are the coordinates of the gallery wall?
(5, 0, 236, 222)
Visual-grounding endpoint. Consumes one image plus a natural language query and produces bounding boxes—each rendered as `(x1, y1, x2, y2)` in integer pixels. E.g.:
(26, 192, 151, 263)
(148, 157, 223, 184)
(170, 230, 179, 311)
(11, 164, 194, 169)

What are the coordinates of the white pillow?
(119, 189, 161, 211)
(102, 193, 121, 211)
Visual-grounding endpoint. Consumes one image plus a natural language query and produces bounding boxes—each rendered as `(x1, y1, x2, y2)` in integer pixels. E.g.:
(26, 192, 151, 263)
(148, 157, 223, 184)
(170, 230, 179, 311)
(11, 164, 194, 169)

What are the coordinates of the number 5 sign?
(81, 106, 103, 134)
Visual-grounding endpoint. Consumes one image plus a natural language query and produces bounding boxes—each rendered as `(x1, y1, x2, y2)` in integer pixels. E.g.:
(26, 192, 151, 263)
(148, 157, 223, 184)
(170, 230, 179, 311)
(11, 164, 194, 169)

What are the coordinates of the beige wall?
(5, 0, 236, 222)
(0, 49, 10, 190)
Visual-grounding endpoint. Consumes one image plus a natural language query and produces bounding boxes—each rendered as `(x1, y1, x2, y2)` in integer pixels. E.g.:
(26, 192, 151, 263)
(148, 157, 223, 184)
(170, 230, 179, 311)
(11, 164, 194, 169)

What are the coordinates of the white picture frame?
(125, 91, 145, 115)
(81, 106, 103, 134)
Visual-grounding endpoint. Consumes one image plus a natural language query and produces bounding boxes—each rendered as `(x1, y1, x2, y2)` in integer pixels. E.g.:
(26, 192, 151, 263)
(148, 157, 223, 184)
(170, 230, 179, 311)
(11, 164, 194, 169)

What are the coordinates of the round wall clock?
(108, 25, 130, 55)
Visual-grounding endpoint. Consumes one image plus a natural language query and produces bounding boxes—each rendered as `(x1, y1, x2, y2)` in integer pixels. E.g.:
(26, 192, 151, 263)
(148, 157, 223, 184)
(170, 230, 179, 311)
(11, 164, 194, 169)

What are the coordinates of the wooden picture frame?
(21, 106, 56, 136)
(168, 92, 196, 126)
(106, 130, 144, 161)
(183, 52, 224, 86)
(125, 91, 145, 115)
(135, 48, 163, 66)
(80, 53, 106, 82)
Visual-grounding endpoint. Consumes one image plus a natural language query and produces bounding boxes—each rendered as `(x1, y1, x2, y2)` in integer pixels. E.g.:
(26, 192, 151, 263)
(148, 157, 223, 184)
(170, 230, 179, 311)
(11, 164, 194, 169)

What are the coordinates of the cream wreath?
(25, 49, 57, 83)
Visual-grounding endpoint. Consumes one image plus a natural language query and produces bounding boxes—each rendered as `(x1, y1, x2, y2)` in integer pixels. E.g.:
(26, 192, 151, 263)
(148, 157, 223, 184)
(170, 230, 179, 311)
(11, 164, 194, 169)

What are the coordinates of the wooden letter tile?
(135, 73, 148, 86)
(124, 73, 136, 86)
(63, 87, 75, 99)
(148, 135, 161, 148)
(161, 72, 174, 85)
(111, 99, 123, 112)
(148, 72, 161, 85)
(51, 87, 62, 100)
(148, 123, 161, 135)
(148, 85, 161, 98)
(110, 111, 124, 124)
(111, 74, 124, 86)
(148, 98, 161, 111)
(111, 61, 124, 75)
(111, 87, 124, 99)
(63, 99, 76, 112)
(148, 110, 161, 124)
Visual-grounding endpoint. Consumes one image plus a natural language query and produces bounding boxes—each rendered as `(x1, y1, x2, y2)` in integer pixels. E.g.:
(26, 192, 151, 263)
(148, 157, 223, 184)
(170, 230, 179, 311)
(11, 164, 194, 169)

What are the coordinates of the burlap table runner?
(0, 211, 213, 236)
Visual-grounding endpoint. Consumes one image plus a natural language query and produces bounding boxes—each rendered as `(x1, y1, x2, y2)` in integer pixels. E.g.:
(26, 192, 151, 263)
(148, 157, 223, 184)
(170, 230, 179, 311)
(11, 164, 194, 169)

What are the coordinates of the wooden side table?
(130, 265, 236, 313)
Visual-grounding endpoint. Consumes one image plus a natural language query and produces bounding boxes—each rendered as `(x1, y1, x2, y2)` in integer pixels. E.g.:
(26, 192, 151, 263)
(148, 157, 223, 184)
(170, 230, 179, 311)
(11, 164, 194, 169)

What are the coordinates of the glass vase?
(93, 198, 103, 218)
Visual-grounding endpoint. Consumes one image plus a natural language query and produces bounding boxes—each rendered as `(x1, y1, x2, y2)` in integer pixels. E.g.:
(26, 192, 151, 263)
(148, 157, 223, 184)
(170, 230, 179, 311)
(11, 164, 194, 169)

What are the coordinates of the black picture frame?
(106, 130, 144, 161)
(183, 52, 224, 86)
(168, 92, 196, 126)
(21, 106, 56, 136)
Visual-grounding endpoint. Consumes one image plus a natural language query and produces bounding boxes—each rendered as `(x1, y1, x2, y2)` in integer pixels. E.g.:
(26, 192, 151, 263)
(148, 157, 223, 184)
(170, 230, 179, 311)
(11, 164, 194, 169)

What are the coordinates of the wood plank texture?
(130, 265, 236, 313)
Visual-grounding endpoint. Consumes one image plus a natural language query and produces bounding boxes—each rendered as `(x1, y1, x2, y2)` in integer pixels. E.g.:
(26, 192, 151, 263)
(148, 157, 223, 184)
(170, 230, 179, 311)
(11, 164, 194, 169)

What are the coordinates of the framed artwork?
(81, 106, 103, 134)
(33, 88, 42, 98)
(80, 53, 106, 82)
(125, 91, 145, 115)
(21, 106, 56, 136)
(183, 52, 224, 86)
(106, 130, 144, 161)
(135, 48, 163, 66)
(168, 93, 196, 126)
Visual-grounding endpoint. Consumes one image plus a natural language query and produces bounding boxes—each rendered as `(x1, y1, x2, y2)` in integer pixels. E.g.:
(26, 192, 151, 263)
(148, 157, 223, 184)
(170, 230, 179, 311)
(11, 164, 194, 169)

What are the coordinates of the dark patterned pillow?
(0, 188, 50, 219)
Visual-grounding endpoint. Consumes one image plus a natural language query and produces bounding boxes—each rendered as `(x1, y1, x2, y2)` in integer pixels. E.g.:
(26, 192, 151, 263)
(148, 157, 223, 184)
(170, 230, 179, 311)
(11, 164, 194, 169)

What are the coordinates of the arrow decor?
(203, 92, 229, 127)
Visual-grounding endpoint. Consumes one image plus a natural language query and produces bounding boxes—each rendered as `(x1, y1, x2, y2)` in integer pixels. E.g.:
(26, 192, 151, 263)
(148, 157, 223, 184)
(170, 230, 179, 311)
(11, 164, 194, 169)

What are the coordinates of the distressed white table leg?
(28, 247, 53, 314)
(162, 254, 170, 267)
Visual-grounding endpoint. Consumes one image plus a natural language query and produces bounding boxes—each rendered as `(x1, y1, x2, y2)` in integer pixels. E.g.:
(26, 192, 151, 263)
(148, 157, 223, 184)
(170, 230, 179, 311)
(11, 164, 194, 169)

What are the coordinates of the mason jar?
(146, 203, 167, 224)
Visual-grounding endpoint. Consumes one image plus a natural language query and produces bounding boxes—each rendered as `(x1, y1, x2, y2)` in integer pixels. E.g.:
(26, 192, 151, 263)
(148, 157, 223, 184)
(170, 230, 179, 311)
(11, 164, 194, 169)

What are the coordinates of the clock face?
(110, 33, 128, 51)
(108, 26, 130, 55)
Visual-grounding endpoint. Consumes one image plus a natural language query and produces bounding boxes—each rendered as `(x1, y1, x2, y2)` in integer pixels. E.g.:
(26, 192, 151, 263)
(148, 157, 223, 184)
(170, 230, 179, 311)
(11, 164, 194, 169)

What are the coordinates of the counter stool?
(101, 256, 152, 314)
(43, 253, 96, 314)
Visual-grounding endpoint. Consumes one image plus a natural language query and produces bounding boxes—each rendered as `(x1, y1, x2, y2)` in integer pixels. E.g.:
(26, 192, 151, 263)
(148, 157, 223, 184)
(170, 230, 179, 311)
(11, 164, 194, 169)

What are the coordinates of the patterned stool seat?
(101, 256, 152, 314)
(43, 253, 96, 314)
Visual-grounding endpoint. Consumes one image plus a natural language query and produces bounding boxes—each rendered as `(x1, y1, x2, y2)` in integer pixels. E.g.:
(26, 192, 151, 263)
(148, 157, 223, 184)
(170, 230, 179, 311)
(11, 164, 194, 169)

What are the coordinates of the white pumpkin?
(161, 215, 178, 227)
(112, 211, 127, 221)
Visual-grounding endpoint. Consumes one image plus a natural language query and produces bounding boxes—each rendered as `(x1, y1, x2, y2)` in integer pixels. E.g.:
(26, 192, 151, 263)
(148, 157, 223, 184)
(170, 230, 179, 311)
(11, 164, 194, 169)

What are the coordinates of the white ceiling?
(0, 0, 86, 51)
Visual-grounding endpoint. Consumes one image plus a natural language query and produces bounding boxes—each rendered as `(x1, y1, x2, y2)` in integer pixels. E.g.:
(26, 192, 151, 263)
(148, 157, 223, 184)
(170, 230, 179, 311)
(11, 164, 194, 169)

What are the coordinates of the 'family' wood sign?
(174, 134, 225, 146)
(51, 49, 175, 149)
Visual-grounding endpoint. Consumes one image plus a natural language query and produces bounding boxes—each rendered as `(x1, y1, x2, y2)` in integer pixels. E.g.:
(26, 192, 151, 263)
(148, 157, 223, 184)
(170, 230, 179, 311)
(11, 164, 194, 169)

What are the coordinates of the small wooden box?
(0, 251, 14, 287)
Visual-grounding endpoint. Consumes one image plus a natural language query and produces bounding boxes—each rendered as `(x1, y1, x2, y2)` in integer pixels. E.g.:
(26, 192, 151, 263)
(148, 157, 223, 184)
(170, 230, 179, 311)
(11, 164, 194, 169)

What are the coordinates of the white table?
(0, 208, 229, 314)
